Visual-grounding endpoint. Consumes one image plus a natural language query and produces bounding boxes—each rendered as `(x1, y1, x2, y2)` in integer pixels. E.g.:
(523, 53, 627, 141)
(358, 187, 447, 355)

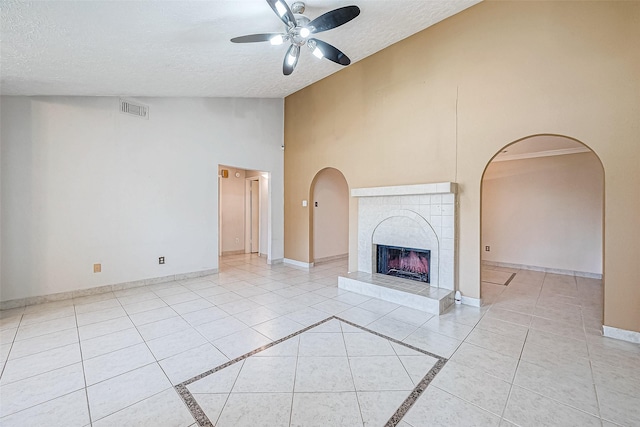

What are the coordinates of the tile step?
(338, 272, 454, 315)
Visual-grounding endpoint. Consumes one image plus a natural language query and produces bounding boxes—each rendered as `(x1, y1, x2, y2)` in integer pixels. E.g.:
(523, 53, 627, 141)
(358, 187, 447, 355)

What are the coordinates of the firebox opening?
(376, 245, 430, 283)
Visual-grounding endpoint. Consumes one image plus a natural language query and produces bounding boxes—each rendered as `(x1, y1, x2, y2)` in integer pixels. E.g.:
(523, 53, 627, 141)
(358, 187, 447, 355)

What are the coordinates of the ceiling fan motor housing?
(290, 14, 311, 46)
(291, 1, 306, 14)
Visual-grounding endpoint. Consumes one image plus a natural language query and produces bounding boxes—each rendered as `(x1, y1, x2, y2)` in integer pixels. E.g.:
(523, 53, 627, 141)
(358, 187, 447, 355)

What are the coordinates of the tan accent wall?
(284, 1, 640, 332)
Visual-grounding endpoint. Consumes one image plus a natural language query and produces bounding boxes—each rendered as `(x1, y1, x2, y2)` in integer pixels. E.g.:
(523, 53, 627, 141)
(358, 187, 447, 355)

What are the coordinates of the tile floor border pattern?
(484, 272, 516, 287)
(174, 315, 448, 427)
(503, 273, 516, 286)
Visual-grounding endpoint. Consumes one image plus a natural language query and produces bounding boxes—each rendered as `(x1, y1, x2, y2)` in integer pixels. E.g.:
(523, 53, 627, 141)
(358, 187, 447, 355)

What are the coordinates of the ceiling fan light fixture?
(299, 27, 310, 38)
(275, 1, 288, 17)
(270, 34, 284, 45)
(287, 52, 297, 65)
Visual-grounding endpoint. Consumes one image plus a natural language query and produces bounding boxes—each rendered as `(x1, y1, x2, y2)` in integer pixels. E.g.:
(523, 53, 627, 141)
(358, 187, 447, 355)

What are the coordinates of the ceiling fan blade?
(283, 44, 300, 75)
(230, 33, 283, 43)
(266, 0, 297, 28)
(309, 39, 351, 66)
(308, 6, 360, 34)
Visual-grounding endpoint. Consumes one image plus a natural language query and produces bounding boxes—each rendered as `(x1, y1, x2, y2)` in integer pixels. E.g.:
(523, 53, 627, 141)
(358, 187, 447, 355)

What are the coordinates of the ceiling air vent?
(119, 99, 149, 119)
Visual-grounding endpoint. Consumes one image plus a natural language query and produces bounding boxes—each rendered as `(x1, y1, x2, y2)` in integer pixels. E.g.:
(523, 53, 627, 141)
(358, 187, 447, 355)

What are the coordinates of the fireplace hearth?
(377, 245, 430, 283)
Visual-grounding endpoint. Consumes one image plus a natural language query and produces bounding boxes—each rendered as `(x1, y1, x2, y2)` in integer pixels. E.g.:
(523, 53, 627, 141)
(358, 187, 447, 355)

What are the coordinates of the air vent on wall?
(119, 98, 149, 119)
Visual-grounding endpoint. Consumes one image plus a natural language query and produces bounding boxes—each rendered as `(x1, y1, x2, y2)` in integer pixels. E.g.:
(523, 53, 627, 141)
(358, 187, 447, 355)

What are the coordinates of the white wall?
(0, 96, 284, 301)
(312, 168, 349, 261)
(219, 166, 245, 254)
(482, 152, 603, 274)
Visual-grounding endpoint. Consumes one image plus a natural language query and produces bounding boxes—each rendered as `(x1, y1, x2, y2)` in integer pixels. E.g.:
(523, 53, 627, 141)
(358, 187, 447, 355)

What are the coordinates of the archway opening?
(309, 168, 349, 264)
(480, 135, 604, 331)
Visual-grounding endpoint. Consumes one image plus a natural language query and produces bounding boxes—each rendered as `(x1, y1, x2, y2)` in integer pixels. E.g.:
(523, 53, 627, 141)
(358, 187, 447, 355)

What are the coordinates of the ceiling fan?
(231, 0, 360, 75)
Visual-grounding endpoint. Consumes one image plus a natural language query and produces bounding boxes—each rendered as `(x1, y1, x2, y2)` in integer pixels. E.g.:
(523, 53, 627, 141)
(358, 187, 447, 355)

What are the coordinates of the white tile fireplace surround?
(339, 182, 458, 314)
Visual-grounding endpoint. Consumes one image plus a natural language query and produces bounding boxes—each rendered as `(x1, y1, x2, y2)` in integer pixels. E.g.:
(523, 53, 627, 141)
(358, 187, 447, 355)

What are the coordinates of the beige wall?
(284, 2, 640, 332)
(219, 166, 245, 254)
(482, 152, 603, 274)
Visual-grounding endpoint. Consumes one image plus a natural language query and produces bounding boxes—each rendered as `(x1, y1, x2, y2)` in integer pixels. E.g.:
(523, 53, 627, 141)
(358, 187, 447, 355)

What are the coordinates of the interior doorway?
(218, 165, 269, 260)
(246, 177, 260, 254)
(479, 135, 604, 304)
(310, 168, 349, 264)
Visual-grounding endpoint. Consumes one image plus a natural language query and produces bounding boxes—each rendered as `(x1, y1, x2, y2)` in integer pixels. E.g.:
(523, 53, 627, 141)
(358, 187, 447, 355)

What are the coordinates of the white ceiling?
(1, 0, 480, 98)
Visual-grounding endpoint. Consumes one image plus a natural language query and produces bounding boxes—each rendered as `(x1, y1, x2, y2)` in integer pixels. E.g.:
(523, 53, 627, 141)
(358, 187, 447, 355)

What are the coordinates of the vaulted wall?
(284, 1, 640, 332)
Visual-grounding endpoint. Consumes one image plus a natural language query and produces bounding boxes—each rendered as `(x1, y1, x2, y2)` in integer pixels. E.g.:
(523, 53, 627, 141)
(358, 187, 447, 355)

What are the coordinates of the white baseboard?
(283, 258, 314, 269)
(0, 268, 218, 311)
(221, 250, 244, 256)
(603, 325, 640, 344)
(461, 295, 482, 307)
(482, 260, 602, 279)
(313, 253, 348, 265)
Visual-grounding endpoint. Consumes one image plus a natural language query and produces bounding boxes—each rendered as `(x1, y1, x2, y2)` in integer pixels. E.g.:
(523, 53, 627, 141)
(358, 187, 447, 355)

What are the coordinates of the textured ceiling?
(1, 0, 480, 98)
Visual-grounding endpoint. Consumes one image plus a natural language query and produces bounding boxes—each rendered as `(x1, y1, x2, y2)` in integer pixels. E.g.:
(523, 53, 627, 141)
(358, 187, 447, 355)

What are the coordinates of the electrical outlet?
(485, 246, 490, 252)
(159, 256, 165, 264)
(93, 263, 101, 273)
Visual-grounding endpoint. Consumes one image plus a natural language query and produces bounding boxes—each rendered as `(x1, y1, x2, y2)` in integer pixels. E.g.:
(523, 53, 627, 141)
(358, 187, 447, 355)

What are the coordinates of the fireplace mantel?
(352, 182, 458, 198)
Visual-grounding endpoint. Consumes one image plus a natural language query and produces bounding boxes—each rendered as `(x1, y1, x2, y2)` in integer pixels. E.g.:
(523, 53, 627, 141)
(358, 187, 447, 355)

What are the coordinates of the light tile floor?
(182, 317, 443, 426)
(0, 255, 638, 426)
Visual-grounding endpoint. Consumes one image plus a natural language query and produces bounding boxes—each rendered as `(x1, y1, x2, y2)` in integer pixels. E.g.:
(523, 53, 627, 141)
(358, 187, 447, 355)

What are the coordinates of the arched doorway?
(310, 168, 349, 264)
(479, 135, 604, 329)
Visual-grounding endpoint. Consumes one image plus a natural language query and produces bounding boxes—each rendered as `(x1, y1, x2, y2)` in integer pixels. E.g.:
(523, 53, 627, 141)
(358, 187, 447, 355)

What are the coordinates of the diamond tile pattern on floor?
(182, 318, 441, 426)
(0, 255, 637, 427)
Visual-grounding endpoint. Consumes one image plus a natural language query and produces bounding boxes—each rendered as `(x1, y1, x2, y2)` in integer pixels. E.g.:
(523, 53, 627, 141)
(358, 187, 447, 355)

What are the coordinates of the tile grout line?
(73, 304, 94, 427)
(498, 326, 529, 424)
(287, 332, 302, 427)
(0, 313, 22, 381)
(340, 321, 366, 426)
(84, 292, 165, 422)
(126, 301, 188, 418)
(211, 359, 246, 425)
(582, 292, 605, 425)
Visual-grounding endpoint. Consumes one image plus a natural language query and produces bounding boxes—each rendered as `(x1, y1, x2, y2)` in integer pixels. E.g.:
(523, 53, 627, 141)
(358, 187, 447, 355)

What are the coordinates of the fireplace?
(351, 182, 458, 290)
(339, 182, 458, 314)
(377, 245, 430, 283)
